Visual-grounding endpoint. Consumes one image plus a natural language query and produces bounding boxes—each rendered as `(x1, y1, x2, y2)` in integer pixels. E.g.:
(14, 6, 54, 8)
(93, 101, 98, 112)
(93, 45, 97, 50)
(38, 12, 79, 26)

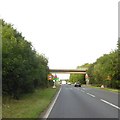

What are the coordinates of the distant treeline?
(69, 64, 89, 84)
(70, 40, 120, 89)
(1, 19, 52, 99)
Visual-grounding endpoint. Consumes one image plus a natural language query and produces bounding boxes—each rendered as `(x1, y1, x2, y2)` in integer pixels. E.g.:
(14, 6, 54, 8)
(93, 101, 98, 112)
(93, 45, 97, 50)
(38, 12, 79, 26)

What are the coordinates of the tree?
(87, 50, 119, 88)
(2, 19, 49, 99)
(69, 63, 91, 84)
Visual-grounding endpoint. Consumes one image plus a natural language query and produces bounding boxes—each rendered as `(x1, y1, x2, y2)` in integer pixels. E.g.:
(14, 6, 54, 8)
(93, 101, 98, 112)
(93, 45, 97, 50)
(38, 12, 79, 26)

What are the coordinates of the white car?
(67, 82, 71, 85)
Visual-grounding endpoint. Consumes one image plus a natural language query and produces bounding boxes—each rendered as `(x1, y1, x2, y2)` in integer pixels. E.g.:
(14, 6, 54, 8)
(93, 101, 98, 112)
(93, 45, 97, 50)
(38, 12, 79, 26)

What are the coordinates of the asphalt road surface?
(47, 84, 119, 119)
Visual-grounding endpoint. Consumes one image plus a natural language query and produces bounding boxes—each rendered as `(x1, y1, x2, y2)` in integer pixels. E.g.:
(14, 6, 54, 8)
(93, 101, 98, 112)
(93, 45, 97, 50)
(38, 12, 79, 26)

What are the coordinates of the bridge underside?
(49, 69, 87, 74)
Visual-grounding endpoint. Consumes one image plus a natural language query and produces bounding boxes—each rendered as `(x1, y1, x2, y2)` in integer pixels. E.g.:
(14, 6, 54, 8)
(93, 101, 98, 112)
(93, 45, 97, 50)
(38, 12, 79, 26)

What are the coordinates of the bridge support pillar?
(85, 73, 89, 85)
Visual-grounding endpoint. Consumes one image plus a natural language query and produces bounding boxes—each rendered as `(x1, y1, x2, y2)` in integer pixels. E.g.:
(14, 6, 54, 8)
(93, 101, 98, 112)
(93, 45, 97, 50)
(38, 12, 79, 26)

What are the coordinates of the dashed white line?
(87, 93, 95, 97)
(100, 99, 120, 110)
(81, 90, 119, 110)
(81, 90, 85, 92)
(82, 88, 85, 90)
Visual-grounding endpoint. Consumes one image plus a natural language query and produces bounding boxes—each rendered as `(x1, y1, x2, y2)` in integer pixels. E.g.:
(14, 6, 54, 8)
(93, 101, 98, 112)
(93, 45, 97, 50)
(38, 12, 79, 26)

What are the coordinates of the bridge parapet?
(49, 69, 87, 74)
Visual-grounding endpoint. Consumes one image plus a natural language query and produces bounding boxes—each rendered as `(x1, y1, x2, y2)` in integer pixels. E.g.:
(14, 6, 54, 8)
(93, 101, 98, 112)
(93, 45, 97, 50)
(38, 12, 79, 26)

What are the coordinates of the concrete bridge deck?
(49, 69, 87, 74)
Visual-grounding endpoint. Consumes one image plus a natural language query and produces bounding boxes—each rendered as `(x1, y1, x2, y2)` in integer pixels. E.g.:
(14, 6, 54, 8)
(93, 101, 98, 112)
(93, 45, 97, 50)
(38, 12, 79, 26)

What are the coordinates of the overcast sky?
(0, 0, 119, 79)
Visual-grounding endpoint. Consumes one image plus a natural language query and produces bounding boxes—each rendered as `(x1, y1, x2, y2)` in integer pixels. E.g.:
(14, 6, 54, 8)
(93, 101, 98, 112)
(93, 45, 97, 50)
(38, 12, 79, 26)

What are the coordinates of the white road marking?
(81, 90, 85, 92)
(100, 99, 120, 110)
(87, 93, 95, 97)
(43, 87, 62, 118)
(82, 88, 85, 90)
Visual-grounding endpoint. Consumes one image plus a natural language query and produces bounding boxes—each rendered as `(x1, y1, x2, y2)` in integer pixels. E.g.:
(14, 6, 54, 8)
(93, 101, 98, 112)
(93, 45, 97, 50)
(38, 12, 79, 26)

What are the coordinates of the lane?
(48, 84, 119, 118)
(100, 99, 120, 110)
(81, 86, 119, 106)
(86, 92, 95, 97)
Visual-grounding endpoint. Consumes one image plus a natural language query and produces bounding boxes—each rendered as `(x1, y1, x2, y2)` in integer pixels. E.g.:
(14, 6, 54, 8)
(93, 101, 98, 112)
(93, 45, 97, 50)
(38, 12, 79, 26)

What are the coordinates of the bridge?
(49, 69, 87, 74)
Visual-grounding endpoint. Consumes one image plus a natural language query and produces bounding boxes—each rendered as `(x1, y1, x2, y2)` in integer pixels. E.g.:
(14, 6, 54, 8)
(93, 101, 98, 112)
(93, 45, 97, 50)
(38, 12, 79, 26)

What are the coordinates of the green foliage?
(3, 87, 59, 118)
(69, 74, 85, 84)
(2, 19, 50, 99)
(87, 47, 119, 89)
(117, 38, 120, 80)
(69, 63, 91, 84)
(77, 63, 91, 69)
(72, 42, 119, 89)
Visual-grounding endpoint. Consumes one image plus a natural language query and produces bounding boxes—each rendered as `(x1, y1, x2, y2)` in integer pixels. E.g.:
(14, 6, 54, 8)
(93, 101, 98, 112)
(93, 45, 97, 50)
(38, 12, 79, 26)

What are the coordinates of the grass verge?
(2, 86, 60, 118)
(85, 85, 120, 93)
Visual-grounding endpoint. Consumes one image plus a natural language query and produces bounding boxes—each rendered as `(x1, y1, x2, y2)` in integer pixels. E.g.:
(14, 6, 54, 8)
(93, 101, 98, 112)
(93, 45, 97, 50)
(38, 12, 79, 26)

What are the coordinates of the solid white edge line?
(43, 86, 62, 118)
(87, 93, 95, 97)
(100, 99, 120, 110)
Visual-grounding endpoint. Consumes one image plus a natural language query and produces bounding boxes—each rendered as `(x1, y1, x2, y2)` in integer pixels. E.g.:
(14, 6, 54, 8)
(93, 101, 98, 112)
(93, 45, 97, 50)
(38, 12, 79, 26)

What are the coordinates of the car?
(74, 82, 81, 87)
(67, 82, 71, 85)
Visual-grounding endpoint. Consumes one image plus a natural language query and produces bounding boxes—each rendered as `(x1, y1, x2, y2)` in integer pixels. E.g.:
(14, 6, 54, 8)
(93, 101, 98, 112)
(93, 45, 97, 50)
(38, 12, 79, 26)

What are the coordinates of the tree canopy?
(69, 63, 91, 84)
(87, 41, 119, 88)
(69, 40, 119, 89)
(1, 19, 51, 99)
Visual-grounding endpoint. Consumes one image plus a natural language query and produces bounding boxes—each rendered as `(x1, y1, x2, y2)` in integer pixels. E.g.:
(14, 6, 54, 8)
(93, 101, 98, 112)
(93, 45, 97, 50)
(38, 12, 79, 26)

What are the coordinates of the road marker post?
(53, 80, 56, 88)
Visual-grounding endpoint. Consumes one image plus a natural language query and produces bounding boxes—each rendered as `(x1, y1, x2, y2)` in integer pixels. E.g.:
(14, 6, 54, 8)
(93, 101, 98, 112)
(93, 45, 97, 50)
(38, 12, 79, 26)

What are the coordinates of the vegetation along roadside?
(2, 86, 60, 118)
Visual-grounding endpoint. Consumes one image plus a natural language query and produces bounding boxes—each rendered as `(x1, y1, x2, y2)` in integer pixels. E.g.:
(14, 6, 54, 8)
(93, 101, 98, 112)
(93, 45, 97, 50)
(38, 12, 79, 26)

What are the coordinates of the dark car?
(74, 82, 81, 87)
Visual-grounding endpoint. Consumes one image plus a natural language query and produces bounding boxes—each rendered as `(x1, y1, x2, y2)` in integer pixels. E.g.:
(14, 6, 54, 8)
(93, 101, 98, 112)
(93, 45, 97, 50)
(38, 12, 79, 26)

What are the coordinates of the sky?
(0, 0, 119, 79)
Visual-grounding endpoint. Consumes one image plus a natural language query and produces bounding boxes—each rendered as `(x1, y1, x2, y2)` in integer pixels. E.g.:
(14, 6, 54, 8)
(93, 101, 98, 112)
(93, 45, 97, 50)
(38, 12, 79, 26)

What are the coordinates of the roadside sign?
(55, 77, 59, 81)
(48, 74, 53, 80)
(53, 74, 59, 81)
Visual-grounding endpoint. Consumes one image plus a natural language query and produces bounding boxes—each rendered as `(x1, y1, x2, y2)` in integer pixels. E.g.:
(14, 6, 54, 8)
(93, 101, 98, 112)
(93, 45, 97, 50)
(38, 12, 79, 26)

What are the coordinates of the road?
(46, 84, 119, 119)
